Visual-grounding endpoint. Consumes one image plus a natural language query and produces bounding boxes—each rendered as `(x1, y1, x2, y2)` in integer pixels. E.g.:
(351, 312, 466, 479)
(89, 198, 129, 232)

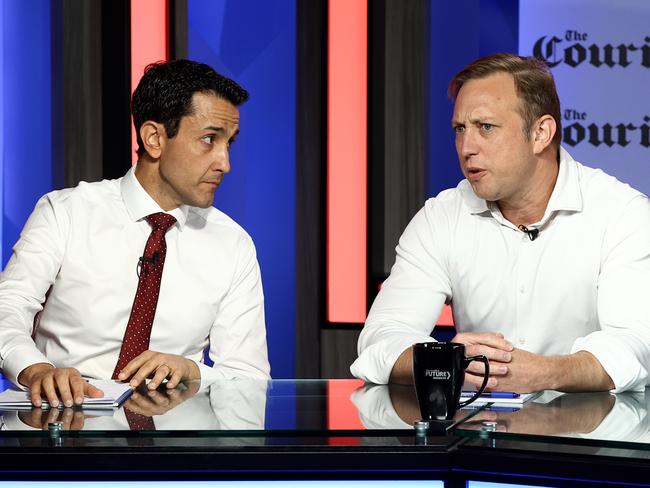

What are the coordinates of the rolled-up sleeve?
(350, 201, 451, 384)
(572, 195, 650, 392)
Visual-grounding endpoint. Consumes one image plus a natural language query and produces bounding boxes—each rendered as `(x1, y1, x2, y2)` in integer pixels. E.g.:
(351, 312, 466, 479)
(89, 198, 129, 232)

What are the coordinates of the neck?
(134, 158, 180, 211)
(498, 153, 559, 227)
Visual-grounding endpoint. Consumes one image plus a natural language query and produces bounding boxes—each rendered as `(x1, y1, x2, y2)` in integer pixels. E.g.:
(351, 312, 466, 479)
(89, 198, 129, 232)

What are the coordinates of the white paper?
(0, 379, 133, 410)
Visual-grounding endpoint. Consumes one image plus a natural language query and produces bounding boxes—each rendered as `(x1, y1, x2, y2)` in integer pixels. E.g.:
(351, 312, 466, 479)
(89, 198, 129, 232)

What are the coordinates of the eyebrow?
(202, 125, 225, 132)
(202, 126, 240, 138)
(451, 116, 495, 126)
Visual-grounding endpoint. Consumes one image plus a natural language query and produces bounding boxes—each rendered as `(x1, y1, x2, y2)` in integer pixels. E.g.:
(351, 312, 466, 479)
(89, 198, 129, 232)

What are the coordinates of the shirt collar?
(459, 181, 491, 215)
(120, 166, 190, 228)
(545, 146, 583, 213)
(460, 146, 583, 216)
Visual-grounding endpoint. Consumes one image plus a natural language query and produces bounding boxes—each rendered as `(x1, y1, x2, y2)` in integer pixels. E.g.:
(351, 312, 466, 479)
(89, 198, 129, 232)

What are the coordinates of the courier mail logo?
(424, 369, 451, 380)
(532, 31, 650, 68)
(562, 109, 650, 149)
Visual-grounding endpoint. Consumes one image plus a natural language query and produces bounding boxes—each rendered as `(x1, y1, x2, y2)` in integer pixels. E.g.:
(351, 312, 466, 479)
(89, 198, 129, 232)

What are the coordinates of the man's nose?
(458, 129, 479, 158)
(212, 146, 231, 173)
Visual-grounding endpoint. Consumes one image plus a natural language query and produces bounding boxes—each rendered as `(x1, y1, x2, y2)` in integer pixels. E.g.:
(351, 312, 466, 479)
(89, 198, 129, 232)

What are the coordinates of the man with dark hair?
(0, 59, 270, 408)
(352, 53, 650, 393)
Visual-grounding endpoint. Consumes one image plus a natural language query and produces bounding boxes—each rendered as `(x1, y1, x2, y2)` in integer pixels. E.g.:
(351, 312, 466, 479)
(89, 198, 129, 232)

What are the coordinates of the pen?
(461, 391, 520, 398)
(479, 392, 520, 399)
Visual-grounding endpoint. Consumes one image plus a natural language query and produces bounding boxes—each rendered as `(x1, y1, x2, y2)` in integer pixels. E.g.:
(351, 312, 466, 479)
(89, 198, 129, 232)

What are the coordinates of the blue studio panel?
(1, 0, 59, 266)
(428, 0, 518, 198)
(187, 0, 296, 380)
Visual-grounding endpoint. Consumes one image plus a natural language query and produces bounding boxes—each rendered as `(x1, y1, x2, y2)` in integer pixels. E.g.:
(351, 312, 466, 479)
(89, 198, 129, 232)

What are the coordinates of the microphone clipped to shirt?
(518, 224, 539, 241)
(136, 251, 161, 277)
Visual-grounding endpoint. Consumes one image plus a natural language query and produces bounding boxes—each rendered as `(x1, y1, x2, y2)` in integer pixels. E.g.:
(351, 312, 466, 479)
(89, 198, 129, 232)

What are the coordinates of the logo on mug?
(424, 369, 451, 380)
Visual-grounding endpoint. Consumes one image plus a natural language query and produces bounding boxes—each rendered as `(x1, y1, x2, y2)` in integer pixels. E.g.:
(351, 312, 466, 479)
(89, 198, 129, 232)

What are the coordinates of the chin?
(196, 200, 214, 209)
(181, 196, 214, 208)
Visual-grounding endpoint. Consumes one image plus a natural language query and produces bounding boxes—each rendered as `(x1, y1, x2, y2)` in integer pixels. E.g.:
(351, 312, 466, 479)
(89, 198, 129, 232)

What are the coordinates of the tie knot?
(145, 212, 177, 232)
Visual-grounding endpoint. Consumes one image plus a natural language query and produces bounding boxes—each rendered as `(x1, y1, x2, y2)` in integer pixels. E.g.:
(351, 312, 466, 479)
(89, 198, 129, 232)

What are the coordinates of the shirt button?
(519, 286, 525, 294)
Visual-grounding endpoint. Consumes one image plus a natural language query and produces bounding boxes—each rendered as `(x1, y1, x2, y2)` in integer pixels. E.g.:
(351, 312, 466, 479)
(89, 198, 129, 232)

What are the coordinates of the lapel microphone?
(518, 224, 539, 241)
(136, 251, 161, 277)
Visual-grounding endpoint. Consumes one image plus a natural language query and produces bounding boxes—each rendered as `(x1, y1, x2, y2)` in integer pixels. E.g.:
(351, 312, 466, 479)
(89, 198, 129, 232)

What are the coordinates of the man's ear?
(139, 121, 166, 159)
(532, 114, 556, 155)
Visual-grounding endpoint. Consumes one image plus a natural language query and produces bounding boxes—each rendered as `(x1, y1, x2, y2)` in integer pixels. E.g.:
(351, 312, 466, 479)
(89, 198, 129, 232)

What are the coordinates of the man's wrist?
(542, 352, 614, 392)
(542, 355, 564, 391)
(187, 358, 201, 381)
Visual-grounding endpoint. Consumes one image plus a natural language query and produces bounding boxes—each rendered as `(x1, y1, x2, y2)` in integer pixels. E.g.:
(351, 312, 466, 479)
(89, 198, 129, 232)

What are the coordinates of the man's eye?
(453, 126, 465, 134)
(481, 123, 494, 131)
(201, 135, 215, 144)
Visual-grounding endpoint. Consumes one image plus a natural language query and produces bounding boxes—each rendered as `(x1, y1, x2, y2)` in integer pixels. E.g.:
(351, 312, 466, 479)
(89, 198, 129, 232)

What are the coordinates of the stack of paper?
(0, 379, 133, 410)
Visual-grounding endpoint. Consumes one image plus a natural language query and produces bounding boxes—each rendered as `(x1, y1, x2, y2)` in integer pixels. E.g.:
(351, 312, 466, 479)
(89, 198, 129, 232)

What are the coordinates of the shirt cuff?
(2, 345, 54, 390)
(571, 333, 648, 393)
(191, 360, 229, 391)
(191, 360, 271, 391)
(350, 334, 435, 384)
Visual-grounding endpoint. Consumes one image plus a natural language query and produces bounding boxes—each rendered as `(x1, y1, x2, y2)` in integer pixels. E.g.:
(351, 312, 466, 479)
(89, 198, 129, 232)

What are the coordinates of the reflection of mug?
(413, 342, 490, 421)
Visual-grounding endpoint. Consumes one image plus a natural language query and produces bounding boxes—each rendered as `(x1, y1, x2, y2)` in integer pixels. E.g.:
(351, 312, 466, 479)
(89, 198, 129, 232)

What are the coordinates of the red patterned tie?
(112, 212, 177, 379)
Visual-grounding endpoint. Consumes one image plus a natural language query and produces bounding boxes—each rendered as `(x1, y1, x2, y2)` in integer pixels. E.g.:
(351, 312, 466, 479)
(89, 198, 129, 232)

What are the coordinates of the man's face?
(452, 72, 537, 205)
(156, 91, 239, 209)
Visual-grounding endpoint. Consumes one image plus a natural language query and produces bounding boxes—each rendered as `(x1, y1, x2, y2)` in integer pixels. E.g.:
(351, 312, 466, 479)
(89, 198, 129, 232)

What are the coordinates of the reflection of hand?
(18, 363, 104, 408)
(123, 381, 200, 417)
(116, 351, 201, 390)
(451, 332, 513, 389)
(18, 407, 86, 431)
(462, 392, 615, 435)
(368, 384, 497, 429)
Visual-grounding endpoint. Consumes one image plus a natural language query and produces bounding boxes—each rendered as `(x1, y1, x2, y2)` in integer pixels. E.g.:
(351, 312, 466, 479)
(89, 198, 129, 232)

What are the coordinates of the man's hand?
(123, 381, 200, 417)
(389, 332, 513, 385)
(485, 349, 614, 393)
(451, 332, 514, 389)
(116, 351, 201, 390)
(18, 363, 104, 408)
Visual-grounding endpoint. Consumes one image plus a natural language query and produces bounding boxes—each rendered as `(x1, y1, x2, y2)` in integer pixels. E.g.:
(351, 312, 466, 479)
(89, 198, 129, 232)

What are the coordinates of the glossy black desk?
(0, 379, 648, 487)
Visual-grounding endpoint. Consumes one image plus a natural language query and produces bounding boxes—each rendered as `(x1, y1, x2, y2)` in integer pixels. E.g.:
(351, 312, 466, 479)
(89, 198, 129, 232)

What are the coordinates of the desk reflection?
(458, 390, 650, 444)
(351, 383, 481, 429)
(351, 383, 650, 444)
(1, 379, 268, 432)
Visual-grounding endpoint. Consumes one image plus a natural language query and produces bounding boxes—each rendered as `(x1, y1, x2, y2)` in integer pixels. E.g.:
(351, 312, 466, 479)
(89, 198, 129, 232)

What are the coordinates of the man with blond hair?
(352, 53, 650, 393)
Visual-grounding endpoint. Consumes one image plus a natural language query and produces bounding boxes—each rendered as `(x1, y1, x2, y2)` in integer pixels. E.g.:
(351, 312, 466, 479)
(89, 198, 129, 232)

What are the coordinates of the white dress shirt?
(0, 167, 270, 388)
(351, 148, 650, 392)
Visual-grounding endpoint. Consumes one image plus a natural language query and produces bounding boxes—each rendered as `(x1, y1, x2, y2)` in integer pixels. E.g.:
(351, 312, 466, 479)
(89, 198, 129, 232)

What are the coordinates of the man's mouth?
(203, 179, 222, 188)
(466, 167, 487, 181)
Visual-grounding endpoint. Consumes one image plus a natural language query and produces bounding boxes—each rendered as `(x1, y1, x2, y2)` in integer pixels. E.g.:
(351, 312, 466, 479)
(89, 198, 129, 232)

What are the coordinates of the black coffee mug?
(413, 342, 490, 421)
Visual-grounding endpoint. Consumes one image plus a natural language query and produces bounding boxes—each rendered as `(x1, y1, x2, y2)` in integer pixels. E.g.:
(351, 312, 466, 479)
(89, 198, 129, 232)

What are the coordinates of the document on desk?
(460, 391, 542, 406)
(0, 379, 133, 410)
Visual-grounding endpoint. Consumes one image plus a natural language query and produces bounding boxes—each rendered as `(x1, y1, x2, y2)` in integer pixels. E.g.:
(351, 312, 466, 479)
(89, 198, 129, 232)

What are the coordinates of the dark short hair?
(131, 59, 249, 158)
(448, 53, 562, 149)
